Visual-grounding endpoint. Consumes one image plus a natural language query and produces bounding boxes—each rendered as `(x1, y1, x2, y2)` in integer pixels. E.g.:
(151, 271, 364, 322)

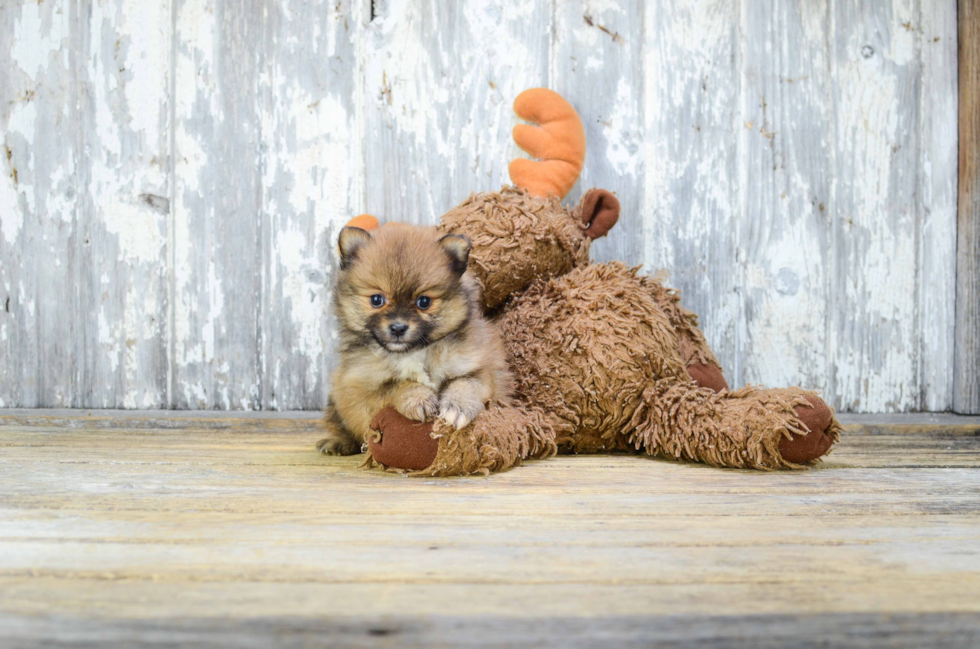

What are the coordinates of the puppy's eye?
(415, 296, 432, 310)
(370, 294, 385, 308)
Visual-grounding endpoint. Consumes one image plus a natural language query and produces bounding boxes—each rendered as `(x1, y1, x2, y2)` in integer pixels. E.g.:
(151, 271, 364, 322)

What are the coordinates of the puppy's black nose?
(389, 322, 409, 337)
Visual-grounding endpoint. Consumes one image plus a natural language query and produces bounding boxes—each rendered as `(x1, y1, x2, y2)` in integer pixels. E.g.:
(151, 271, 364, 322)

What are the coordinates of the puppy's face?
(334, 223, 473, 353)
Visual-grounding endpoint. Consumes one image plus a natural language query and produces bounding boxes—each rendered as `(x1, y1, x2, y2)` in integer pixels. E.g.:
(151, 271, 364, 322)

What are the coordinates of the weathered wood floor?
(1, 411, 979, 648)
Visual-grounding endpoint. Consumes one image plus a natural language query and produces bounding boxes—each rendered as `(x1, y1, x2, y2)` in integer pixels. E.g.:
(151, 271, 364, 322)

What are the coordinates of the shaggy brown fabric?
(625, 383, 839, 469)
(439, 186, 592, 310)
(414, 404, 561, 476)
(365, 250, 841, 475)
(498, 262, 688, 453)
(365, 404, 562, 477)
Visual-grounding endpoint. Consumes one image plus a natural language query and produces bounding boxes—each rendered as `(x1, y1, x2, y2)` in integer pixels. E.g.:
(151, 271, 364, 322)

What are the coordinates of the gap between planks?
(1, 409, 979, 433)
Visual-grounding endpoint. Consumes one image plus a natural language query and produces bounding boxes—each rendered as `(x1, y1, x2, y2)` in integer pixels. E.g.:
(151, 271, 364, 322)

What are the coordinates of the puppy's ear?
(439, 234, 471, 275)
(338, 227, 371, 269)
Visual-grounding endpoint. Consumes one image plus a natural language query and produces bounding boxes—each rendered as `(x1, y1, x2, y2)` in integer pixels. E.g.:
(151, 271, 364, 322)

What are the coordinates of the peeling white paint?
(121, 1, 169, 140)
(0, 165, 20, 244)
(736, 0, 833, 397)
(3, 101, 38, 227)
(0, 0, 961, 412)
(916, 0, 958, 411)
(100, 198, 167, 263)
(599, 77, 642, 179)
(829, 1, 922, 411)
(6, 97, 37, 146)
(457, 0, 542, 196)
(11, 2, 69, 81)
(99, 310, 120, 375)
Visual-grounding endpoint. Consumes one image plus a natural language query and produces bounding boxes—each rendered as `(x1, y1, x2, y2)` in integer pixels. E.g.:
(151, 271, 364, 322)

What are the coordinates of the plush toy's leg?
(366, 408, 439, 470)
(625, 381, 840, 469)
(685, 362, 729, 393)
(779, 395, 837, 464)
(367, 404, 566, 476)
(639, 277, 730, 392)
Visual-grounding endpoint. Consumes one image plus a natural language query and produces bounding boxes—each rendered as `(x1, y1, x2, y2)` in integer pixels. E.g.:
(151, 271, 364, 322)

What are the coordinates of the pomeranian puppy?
(317, 223, 512, 456)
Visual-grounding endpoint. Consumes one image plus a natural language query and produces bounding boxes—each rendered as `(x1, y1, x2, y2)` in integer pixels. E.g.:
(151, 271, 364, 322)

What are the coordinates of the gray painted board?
(172, 0, 265, 409)
(2, 1, 80, 408)
(257, 0, 361, 410)
(0, 0, 966, 412)
(738, 0, 833, 396)
(76, 0, 172, 409)
(830, 1, 921, 412)
(642, 0, 742, 383)
(919, 0, 958, 412)
(554, 0, 644, 267)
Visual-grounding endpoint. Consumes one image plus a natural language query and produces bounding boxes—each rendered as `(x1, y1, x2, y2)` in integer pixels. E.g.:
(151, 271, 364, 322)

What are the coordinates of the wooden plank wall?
(957, 0, 980, 414)
(0, 0, 963, 413)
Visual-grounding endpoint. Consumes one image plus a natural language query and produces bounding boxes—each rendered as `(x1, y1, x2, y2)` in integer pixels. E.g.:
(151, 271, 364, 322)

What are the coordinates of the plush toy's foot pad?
(780, 395, 836, 464)
(368, 407, 438, 471)
(687, 362, 730, 392)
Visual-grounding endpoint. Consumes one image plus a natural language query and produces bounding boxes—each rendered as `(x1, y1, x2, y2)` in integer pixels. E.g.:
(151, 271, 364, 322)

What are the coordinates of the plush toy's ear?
(508, 88, 586, 199)
(576, 189, 620, 239)
(439, 233, 471, 274)
(338, 227, 372, 269)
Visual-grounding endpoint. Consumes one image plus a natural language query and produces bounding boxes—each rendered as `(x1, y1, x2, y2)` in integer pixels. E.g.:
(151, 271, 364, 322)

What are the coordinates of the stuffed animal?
(352, 88, 840, 476)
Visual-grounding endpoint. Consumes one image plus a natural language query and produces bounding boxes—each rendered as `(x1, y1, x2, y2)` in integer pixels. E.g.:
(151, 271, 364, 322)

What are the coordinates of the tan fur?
(318, 223, 512, 456)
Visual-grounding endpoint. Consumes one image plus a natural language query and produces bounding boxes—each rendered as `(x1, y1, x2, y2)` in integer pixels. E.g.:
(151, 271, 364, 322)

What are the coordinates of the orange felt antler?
(508, 88, 586, 199)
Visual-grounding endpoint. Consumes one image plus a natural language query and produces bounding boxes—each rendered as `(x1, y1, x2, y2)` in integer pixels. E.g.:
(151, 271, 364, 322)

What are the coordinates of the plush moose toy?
(350, 88, 840, 476)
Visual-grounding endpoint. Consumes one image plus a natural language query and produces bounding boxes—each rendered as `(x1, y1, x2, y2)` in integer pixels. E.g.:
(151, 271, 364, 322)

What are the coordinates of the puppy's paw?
(395, 385, 440, 422)
(316, 435, 363, 456)
(438, 396, 484, 430)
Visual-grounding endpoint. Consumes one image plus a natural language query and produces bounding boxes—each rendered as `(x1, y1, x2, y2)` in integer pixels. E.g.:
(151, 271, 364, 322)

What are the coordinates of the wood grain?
(362, 0, 456, 225)
(738, 1, 833, 394)
(918, 1, 959, 411)
(452, 0, 550, 200)
(76, 0, 173, 408)
(554, 1, 644, 266)
(830, 1, 920, 412)
(957, 0, 980, 414)
(0, 413, 978, 646)
(0, 1, 77, 407)
(258, 0, 360, 410)
(0, 0, 970, 412)
(172, 0, 266, 409)
(642, 0, 742, 382)
(2, 610, 978, 648)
